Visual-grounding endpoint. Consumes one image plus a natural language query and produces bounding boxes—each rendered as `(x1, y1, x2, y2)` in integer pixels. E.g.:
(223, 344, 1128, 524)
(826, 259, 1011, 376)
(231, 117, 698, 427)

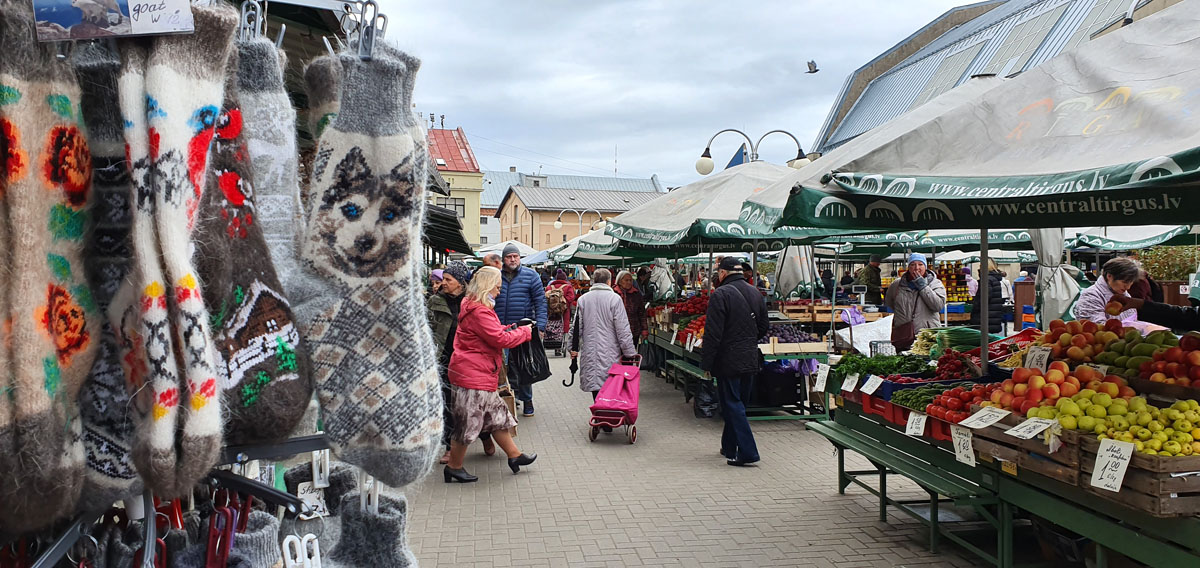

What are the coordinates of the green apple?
(1060, 401, 1083, 417)
(1129, 397, 1149, 412)
(1109, 416, 1130, 431)
(1059, 415, 1078, 430)
(1163, 441, 1183, 455)
(1136, 428, 1153, 441)
(1078, 416, 1098, 431)
(1146, 438, 1164, 451)
(1136, 411, 1153, 426)
(1175, 419, 1195, 432)
(1147, 420, 1165, 432)
(1093, 393, 1114, 408)
(1152, 431, 1170, 442)
(1087, 405, 1108, 419)
(1108, 404, 1129, 416)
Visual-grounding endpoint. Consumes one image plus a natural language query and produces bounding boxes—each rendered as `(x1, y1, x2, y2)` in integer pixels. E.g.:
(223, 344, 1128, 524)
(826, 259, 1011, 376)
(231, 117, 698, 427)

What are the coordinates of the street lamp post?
(554, 208, 607, 239)
(695, 128, 810, 175)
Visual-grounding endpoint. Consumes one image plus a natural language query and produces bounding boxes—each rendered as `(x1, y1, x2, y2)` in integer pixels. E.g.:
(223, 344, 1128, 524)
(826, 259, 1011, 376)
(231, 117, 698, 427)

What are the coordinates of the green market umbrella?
(1067, 225, 1198, 250)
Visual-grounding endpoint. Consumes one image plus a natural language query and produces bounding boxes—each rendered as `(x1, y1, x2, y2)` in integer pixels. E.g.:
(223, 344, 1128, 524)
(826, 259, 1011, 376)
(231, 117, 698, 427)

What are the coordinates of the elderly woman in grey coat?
(567, 269, 637, 425)
(884, 252, 947, 351)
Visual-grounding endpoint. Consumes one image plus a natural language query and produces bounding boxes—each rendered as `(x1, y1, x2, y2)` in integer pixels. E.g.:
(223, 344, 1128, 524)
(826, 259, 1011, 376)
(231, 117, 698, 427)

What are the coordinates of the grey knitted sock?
(303, 55, 340, 139)
(72, 39, 143, 514)
(300, 47, 442, 489)
(283, 460, 358, 511)
(106, 521, 143, 568)
(227, 511, 283, 568)
(328, 492, 415, 568)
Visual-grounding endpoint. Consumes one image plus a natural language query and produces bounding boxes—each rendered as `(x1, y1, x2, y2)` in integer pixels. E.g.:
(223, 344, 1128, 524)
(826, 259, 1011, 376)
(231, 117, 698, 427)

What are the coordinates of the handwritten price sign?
(950, 425, 976, 466)
(1090, 438, 1135, 493)
(814, 364, 830, 392)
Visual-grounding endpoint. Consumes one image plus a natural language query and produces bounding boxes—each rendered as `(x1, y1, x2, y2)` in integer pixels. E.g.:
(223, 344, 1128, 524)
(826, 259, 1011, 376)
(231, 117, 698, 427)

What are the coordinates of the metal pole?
(980, 229, 990, 377)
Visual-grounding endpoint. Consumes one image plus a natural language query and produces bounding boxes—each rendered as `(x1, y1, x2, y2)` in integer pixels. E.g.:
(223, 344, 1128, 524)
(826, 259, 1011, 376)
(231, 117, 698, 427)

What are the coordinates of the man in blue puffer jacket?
(496, 243, 549, 415)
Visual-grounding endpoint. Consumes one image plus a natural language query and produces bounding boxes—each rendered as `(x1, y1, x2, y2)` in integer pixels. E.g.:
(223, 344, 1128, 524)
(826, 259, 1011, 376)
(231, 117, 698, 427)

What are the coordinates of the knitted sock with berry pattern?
(142, 3, 239, 496)
(73, 40, 143, 512)
(300, 55, 340, 220)
(300, 47, 441, 488)
(111, 39, 181, 497)
(194, 47, 312, 445)
(0, 0, 98, 532)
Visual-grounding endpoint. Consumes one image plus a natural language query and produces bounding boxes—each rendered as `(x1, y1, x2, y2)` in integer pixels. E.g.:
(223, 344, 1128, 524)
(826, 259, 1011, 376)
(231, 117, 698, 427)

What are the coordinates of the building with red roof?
(427, 127, 485, 247)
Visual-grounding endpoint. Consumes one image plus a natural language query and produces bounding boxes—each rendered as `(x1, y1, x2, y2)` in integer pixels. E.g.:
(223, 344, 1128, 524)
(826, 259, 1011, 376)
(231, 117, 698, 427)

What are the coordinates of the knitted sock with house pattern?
(0, 0, 99, 532)
(73, 40, 143, 513)
(298, 46, 442, 489)
(194, 46, 312, 446)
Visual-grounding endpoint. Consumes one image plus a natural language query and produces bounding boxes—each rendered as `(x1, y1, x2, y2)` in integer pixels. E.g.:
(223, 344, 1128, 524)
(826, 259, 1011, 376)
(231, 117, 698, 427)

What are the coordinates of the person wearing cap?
(855, 255, 884, 304)
(963, 266, 978, 297)
(885, 253, 946, 351)
(702, 256, 769, 467)
(494, 243, 549, 416)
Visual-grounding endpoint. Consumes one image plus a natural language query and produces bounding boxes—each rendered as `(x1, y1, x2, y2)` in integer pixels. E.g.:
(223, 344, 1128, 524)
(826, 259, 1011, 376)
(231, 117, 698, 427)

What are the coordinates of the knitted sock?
(0, 0, 98, 531)
(328, 492, 416, 568)
(283, 460, 359, 510)
(105, 520, 143, 568)
(300, 48, 441, 488)
(227, 511, 283, 568)
(0, 0, 26, 508)
(143, 3, 238, 495)
(73, 40, 143, 513)
(300, 55, 340, 219)
(194, 47, 311, 446)
(112, 39, 181, 497)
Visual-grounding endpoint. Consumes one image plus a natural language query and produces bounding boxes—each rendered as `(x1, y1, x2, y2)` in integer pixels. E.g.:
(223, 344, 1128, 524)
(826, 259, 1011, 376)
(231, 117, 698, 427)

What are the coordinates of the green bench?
(665, 359, 706, 391)
(806, 420, 999, 557)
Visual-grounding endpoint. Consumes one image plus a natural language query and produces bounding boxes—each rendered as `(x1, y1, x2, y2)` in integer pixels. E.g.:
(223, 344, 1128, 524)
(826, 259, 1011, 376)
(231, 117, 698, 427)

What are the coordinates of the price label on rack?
(905, 412, 928, 437)
(841, 373, 860, 392)
(296, 482, 330, 520)
(958, 406, 1011, 429)
(1090, 438, 1135, 493)
(814, 364, 830, 392)
(1025, 345, 1052, 373)
(1003, 418, 1055, 440)
(671, 324, 679, 345)
(685, 334, 695, 351)
(950, 425, 976, 466)
(859, 375, 885, 395)
(1081, 363, 1110, 376)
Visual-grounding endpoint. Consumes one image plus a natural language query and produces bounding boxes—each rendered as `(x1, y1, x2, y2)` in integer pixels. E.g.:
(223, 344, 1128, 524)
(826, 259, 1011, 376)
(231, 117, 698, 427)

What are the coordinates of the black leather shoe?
(726, 458, 761, 467)
(443, 466, 478, 483)
(508, 453, 537, 474)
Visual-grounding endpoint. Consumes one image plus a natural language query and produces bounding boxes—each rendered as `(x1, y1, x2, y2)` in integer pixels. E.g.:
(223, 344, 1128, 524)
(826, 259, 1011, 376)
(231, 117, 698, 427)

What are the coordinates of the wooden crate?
(969, 407, 1081, 485)
(973, 437, 1081, 486)
(1079, 438, 1200, 517)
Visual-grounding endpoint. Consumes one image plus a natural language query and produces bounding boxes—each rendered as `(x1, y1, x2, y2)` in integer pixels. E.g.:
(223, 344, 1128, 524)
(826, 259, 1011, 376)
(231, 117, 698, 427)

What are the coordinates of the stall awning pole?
(980, 229, 990, 377)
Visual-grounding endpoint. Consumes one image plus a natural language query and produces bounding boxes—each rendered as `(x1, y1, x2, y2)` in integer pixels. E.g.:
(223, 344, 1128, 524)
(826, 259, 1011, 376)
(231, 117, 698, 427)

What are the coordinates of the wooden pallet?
(1077, 436, 1200, 517)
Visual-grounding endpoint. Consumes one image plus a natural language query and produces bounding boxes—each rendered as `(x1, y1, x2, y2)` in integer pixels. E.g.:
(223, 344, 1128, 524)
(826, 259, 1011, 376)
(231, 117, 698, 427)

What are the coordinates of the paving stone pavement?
(405, 354, 982, 567)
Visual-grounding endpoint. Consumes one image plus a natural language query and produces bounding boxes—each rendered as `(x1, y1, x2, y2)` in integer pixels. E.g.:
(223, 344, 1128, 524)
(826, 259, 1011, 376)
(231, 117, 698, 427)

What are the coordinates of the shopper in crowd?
(819, 268, 836, 299)
(702, 257, 768, 466)
(698, 268, 711, 290)
(885, 253, 947, 351)
(495, 244, 549, 416)
(545, 268, 577, 355)
(615, 270, 648, 343)
(855, 254, 884, 304)
(538, 267, 551, 288)
(1109, 294, 1200, 330)
(675, 267, 688, 291)
(1129, 269, 1165, 304)
(969, 259, 1004, 334)
(567, 269, 637, 418)
(841, 271, 855, 287)
(429, 268, 443, 294)
(428, 262, 485, 463)
(482, 253, 502, 269)
(963, 266, 978, 297)
(444, 266, 538, 483)
(1015, 270, 1030, 282)
(999, 271, 1014, 303)
(636, 266, 652, 297)
(1072, 257, 1141, 324)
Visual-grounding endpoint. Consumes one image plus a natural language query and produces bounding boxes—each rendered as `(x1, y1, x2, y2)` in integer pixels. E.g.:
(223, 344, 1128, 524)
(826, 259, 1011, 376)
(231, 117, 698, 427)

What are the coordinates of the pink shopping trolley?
(588, 356, 641, 444)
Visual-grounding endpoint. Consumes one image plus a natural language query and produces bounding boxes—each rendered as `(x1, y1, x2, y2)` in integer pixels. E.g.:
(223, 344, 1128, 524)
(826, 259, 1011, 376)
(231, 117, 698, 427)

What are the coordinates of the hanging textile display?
(1031, 227, 1082, 326)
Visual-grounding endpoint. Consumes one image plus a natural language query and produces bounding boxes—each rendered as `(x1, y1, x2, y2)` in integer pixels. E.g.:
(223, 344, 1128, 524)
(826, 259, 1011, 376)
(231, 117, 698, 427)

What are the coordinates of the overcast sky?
(383, 0, 967, 188)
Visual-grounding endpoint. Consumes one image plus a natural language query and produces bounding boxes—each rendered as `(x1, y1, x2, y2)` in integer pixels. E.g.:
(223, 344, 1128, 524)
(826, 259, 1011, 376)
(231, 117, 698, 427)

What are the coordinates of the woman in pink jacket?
(445, 266, 539, 483)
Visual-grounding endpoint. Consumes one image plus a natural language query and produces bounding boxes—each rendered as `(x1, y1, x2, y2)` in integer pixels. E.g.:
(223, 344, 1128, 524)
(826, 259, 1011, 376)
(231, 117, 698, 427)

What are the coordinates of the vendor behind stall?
(1071, 257, 1140, 324)
(884, 253, 946, 351)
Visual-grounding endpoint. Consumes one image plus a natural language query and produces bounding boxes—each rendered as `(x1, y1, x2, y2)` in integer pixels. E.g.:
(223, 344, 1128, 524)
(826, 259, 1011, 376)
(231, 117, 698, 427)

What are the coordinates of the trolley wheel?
(588, 426, 599, 442)
(628, 426, 637, 444)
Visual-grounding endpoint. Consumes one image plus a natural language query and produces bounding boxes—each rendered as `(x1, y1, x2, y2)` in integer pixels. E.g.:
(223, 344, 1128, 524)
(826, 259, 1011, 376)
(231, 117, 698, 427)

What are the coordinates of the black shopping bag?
(508, 327, 552, 386)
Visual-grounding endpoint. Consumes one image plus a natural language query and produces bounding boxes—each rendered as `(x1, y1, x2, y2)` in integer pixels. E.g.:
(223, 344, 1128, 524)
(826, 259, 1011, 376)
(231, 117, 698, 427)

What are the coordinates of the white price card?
(841, 373, 860, 392)
(296, 482, 330, 520)
(1090, 438, 1135, 493)
(859, 375, 885, 395)
(958, 406, 1012, 429)
(1082, 363, 1110, 376)
(1024, 345, 1052, 373)
(950, 425, 976, 466)
(814, 364, 830, 392)
(1003, 417, 1056, 440)
(906, 412, 928, 437)
(685, 334, 694, 351)
(671, 325, 679, 345)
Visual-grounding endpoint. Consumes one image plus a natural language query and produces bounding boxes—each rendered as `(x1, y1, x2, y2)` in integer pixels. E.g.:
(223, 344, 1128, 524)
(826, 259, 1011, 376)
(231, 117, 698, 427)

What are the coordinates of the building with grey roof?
(494, 185, 662, 251)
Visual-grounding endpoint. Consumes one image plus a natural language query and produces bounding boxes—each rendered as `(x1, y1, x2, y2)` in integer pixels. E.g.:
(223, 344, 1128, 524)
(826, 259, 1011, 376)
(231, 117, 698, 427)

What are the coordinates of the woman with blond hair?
(444, 266, 539, 482)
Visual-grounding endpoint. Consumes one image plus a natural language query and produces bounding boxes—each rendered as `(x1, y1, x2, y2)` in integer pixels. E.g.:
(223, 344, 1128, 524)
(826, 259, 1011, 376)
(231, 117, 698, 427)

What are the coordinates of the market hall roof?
(481, 170, 665, 208)
(428, 127, 481, 173)
(814, 0, 1142, 154)
(493, 186, 663, 214)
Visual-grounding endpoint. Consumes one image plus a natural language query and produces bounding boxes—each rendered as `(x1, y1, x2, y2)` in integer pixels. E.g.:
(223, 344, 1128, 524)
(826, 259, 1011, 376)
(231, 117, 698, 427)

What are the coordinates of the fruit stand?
(804, 324, 1200, 567)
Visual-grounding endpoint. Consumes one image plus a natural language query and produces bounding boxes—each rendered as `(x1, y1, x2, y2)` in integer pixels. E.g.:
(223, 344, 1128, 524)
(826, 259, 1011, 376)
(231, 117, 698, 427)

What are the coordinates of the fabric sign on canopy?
(1068, 225, 1197, 251)
(752, 2, 1200, 230)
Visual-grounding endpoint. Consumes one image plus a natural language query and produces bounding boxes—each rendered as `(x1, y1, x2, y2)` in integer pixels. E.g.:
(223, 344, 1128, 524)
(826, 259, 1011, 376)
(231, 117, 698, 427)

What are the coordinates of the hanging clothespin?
(355, 0, 386, 61)
(312, 446, 330, 489)
(302, 535, 322, 568)
(275, 23, 287, 48)
(357, 468, 379, 515)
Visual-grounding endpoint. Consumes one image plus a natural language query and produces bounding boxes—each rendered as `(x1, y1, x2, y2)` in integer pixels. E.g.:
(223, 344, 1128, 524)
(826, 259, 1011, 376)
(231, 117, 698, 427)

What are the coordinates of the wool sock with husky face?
(141, 2, 238, 496)
(194, 47, 311, 446)
(73, 40, 143, 513)
(300, 48, 441, 489)
(0, 0, 98, 532)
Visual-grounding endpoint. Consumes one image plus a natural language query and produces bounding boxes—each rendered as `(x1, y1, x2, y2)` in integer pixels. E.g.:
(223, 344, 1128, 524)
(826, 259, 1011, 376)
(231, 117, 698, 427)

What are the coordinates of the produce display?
(668, 293, 709, 316)
(1034, 319, 1200, 387)
(833, 353, 930, 379)
(890, 381, 986, 422)
(758, 324, 820, 345)
(934, 349, 981, 381)
(984, 362, 1133, 416)
(675, 315, 705, 344)
(1091, 398, 1200, 457)
(911, 328, 938, 356)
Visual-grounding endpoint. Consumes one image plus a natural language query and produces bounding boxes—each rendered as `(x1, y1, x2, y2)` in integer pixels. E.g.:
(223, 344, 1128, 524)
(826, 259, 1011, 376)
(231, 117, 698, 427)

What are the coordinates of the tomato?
(946, 397, 963, 411)
(926, 404, 937, 414)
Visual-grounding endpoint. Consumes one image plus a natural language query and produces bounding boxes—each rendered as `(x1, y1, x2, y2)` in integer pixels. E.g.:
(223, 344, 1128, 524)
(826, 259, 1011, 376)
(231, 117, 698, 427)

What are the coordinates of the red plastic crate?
(860, 393, 890, 420)
(929, 417, 953, 441)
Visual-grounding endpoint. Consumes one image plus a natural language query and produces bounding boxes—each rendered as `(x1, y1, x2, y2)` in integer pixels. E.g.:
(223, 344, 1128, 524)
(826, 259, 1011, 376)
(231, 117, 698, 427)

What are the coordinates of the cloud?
(381, 0, 966, 187)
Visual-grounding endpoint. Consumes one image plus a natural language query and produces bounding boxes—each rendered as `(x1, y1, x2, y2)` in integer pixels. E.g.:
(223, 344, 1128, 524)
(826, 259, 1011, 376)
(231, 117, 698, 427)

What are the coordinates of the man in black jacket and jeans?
(702, 256, 769, 466)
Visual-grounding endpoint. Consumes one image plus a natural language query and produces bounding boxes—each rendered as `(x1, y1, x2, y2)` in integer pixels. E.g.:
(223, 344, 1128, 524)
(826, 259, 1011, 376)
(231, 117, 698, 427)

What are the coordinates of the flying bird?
(806, 60, 820, 74)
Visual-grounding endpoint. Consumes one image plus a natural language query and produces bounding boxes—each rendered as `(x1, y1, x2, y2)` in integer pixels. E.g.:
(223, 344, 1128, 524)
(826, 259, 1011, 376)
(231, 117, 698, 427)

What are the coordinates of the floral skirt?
(450, 385, 518, 445)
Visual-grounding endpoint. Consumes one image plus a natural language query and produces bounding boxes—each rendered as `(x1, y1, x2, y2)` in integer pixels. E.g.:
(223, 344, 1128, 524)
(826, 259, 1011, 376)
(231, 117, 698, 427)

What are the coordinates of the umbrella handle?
(562, 375, 574, 387)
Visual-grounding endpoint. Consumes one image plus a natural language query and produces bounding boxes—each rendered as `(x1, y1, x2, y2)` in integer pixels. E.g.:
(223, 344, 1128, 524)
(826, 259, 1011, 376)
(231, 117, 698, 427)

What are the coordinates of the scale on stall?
(852, 285, 868, 307)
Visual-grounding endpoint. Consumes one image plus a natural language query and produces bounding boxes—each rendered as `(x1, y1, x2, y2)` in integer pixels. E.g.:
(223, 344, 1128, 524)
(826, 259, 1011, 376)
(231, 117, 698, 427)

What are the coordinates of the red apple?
(1098, 382, 1119, 397)
(1014, 384, 1029, 396)
(1029, 376, 1047, 390)
(1042, 384, 1061, 400)
(1118, 386, 1136, 398)
(1049, 361, 1070, 374)
(1187, 350, 1200, 367)
(1060, 382, 1080, 397)
(1166, 347, 1185, 364)
(1028, 388, 1045, 403)
(1020, 400, 1039, 415)
(1000, 393, 1015, 408)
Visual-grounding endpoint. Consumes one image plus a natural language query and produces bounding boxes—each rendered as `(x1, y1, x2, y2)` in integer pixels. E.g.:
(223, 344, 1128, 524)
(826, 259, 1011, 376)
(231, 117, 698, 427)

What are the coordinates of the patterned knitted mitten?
(73, 40, 143, 513)
(300, 47, 441, 488)
(142, 3, 238, 495)
(0, 0, 98, 532)
(328, 492, 416, 568)
(194, 47, 311, 446)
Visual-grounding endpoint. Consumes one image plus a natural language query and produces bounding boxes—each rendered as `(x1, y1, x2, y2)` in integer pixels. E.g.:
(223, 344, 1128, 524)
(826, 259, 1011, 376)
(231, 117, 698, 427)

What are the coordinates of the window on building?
(480, 216, 488, 225)
(533, 180, 540, 187)
(513, 205, 518, 219)
(980, 3, 1070, 75)
(435, 197, 466, 218)
(480, 236, 488, 244)
(545, 233, 550, 244)
(562, 234, 567, 242)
